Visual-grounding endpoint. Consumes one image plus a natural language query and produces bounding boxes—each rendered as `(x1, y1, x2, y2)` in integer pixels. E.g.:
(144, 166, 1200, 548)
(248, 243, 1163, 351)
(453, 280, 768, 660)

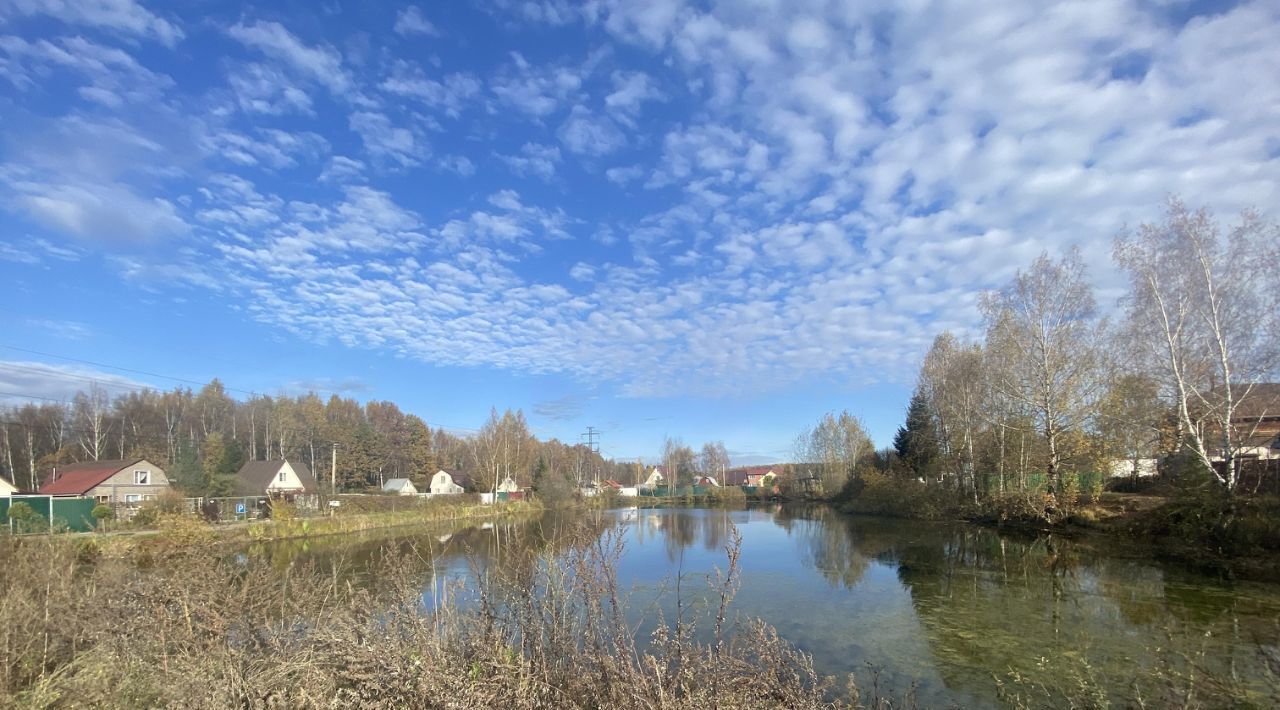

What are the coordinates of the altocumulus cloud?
(0, 0, 1277, 398)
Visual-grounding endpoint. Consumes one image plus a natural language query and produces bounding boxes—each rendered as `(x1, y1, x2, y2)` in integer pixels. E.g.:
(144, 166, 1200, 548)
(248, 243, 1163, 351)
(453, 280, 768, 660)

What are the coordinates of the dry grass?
(0, 520, 874, 709)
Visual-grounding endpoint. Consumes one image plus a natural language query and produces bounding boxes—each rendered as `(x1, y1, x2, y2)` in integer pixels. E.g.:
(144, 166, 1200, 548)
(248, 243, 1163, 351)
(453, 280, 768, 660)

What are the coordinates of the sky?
(0, 0, 1277, 465)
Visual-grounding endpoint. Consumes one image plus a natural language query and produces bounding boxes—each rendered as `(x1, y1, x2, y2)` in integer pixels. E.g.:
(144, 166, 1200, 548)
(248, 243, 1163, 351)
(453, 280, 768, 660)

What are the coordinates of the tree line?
(880, 199, 1280, 511)
(0, 381, 625, 496)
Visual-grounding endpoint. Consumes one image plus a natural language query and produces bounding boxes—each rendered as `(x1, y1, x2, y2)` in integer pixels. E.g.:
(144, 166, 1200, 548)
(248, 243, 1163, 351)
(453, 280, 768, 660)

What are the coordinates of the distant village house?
(39, 459, 171, 504)
(234, 459, 319, 499)
(382, 478, 418, 496)
(430, 469, 469, 495)
(0, 476, 18, 497)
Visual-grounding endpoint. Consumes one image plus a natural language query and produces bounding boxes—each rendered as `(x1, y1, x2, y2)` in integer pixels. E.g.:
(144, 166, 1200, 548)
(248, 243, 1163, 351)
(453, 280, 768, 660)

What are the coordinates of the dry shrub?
(0, 523, 859, 709)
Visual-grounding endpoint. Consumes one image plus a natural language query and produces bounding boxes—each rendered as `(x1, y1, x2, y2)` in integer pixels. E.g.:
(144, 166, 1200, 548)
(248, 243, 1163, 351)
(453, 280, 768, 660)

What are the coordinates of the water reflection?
(248, 505, 1280, 707)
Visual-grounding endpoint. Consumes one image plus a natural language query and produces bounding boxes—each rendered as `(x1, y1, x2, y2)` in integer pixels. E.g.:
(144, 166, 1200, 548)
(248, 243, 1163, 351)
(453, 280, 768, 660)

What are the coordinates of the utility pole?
(582, 427, 600, 486)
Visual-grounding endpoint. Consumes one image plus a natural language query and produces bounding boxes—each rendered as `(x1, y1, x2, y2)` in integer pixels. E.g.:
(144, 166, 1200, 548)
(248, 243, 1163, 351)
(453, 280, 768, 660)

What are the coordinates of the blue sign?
(236, 502, 246, 514)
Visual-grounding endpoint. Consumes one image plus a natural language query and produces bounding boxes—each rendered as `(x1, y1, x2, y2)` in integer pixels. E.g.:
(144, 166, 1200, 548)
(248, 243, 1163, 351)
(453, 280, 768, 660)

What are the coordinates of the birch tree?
(920, 333, 986, 499)
(698, 440, 730, 482)
(1114, 200, 1280, 489)
(73, 383, 111, 461)
(981, 248, 1105, 497)
(793, 411, 872, 495)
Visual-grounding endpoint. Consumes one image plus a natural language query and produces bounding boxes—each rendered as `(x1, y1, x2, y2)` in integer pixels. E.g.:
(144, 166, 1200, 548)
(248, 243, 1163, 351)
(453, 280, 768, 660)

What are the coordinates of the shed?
(383, 478, 418, 496)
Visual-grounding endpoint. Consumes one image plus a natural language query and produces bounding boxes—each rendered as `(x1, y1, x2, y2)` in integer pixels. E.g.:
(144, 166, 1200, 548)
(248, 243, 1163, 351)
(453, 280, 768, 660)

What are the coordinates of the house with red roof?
(39, 459, 172, 504)
(724, 465, 780, 487)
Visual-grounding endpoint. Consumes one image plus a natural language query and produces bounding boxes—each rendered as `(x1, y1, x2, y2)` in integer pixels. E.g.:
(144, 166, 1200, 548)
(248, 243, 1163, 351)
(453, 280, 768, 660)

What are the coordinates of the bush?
(841, 469, 957, 520)
(90, 504, 114, 529)
(5, 502, 43, 534)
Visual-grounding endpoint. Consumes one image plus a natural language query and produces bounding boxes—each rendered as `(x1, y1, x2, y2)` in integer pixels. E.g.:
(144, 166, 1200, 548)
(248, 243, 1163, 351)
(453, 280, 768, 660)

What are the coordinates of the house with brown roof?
(39, 459, 171, 503)
(724, 465, 778, 487)
(234, 459, 319, 498)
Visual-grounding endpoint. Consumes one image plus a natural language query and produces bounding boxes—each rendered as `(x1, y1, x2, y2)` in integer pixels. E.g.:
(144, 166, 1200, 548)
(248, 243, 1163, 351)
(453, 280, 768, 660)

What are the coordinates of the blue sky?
(0, 0, 1277, 464)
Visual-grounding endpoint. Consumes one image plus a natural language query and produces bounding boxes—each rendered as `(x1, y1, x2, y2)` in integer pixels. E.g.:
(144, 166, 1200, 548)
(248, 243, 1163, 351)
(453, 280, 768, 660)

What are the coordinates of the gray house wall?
(87, 460, 172, 504)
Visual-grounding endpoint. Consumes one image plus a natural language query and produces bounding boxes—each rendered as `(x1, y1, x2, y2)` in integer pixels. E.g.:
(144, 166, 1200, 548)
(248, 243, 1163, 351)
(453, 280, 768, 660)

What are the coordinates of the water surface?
(250, 506, 1280, 707)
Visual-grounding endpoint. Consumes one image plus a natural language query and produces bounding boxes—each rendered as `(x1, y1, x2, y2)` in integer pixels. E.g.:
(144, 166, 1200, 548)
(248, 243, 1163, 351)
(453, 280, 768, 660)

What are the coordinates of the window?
(124, 494, 141, 503)
(133, 470, 150, 485)
(95, 495, 109, 504)
(278, 471, 287, 482)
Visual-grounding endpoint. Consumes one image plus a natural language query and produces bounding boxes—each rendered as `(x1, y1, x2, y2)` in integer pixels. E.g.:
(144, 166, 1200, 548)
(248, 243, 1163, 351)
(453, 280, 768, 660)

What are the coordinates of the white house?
(234, 459, 319, 497)
(0, 476, 17, 497)
(430, 469, 467, 495)
(383, 478, 418, 496)
(642, 467, 664, 488)
(496, 476, 519, 493)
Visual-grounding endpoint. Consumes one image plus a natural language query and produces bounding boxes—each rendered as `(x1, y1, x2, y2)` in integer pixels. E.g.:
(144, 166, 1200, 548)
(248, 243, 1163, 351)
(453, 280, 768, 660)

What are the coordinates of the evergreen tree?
(893, 387, 940, 479)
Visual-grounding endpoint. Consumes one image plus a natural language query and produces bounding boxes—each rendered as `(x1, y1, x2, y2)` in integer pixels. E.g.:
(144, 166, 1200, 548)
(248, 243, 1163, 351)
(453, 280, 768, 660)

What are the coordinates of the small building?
(0, 475, 18, 497)
(642, 467, 665, 488)
(430, 469, 468, 495)
(383, 478, 418, 496)
(724, 465, 778, 487)
(39, 459, 171, 504)
(694, 475, 719, 487)
(496, 476, 519, 493)
(234, 459, 318, 498)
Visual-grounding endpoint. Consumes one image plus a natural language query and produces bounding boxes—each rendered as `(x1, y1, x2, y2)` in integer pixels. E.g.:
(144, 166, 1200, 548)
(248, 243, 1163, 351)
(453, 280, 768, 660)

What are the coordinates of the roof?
(724, 465, 779, 486)
(383, 478, 415, 491)
(39, 459, 141, 496)
(234, 459, 318, 496)
(1198, 384, 1280, 421)
(1230, 384, 1280, 421)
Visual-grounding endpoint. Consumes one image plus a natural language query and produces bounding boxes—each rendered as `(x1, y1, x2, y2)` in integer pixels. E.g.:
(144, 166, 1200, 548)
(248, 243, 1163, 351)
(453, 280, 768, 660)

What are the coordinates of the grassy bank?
(829, 470, 1280, 580)
(0, 523, 874, 709)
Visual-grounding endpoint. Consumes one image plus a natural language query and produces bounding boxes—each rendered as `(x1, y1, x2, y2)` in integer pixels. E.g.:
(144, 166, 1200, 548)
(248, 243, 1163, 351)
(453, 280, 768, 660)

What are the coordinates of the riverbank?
(65, 498, 545, 559)
(0, 518, 849, 709)
(836, 486, 1280, 582)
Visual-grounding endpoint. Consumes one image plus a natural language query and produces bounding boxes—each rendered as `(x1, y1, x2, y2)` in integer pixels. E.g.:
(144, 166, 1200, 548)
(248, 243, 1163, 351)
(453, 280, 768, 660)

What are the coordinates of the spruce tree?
(893, 387, 940, 479)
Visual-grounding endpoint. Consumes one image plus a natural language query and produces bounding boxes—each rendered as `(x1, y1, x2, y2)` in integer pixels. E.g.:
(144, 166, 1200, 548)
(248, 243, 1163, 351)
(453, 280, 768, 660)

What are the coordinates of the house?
(496, 476, 519, 493)
(234, 459, 318, 498)
(642, 466, 665, 488)
(0, 475, 17, 497)
(39, 459, 171, 504)
(694, 475, 719, 487)
(430, 469, 469, 495)
(383, 478, 418, 496)
(1199, 384, 1280, 461)
(724, 465, 778, 487)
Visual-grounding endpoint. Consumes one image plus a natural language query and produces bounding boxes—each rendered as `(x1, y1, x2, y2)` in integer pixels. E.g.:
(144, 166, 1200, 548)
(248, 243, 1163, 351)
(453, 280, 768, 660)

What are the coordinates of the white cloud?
(11, 180, 187, 242)
(228, 20, 351, 95)
(394, 6, 440, 37)
(491, 52, 586, 116)
(0, 360, 148, 404)
(0, 0, 183, 47)
(226, 62, 313, 115)
(499, 142, 561, 180)
(379, 61, 481, 117)
(348, 111, 426, 167)
(558, 105, 625, 156)
(604, 70, 665, 117)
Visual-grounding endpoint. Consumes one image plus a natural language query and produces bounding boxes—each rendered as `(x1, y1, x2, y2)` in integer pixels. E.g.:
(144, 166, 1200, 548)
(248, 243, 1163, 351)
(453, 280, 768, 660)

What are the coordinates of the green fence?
(637, 486, 713, 497)
(1, 495, 98, 533)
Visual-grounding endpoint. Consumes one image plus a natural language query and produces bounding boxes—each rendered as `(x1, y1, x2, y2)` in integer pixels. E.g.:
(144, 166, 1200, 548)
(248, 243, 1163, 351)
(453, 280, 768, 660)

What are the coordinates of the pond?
(248, 505, 1280, 707)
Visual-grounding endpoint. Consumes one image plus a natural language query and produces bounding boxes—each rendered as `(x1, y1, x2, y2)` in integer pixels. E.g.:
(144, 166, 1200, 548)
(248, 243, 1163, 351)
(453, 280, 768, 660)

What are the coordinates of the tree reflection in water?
(251, 505, 1280, 707)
